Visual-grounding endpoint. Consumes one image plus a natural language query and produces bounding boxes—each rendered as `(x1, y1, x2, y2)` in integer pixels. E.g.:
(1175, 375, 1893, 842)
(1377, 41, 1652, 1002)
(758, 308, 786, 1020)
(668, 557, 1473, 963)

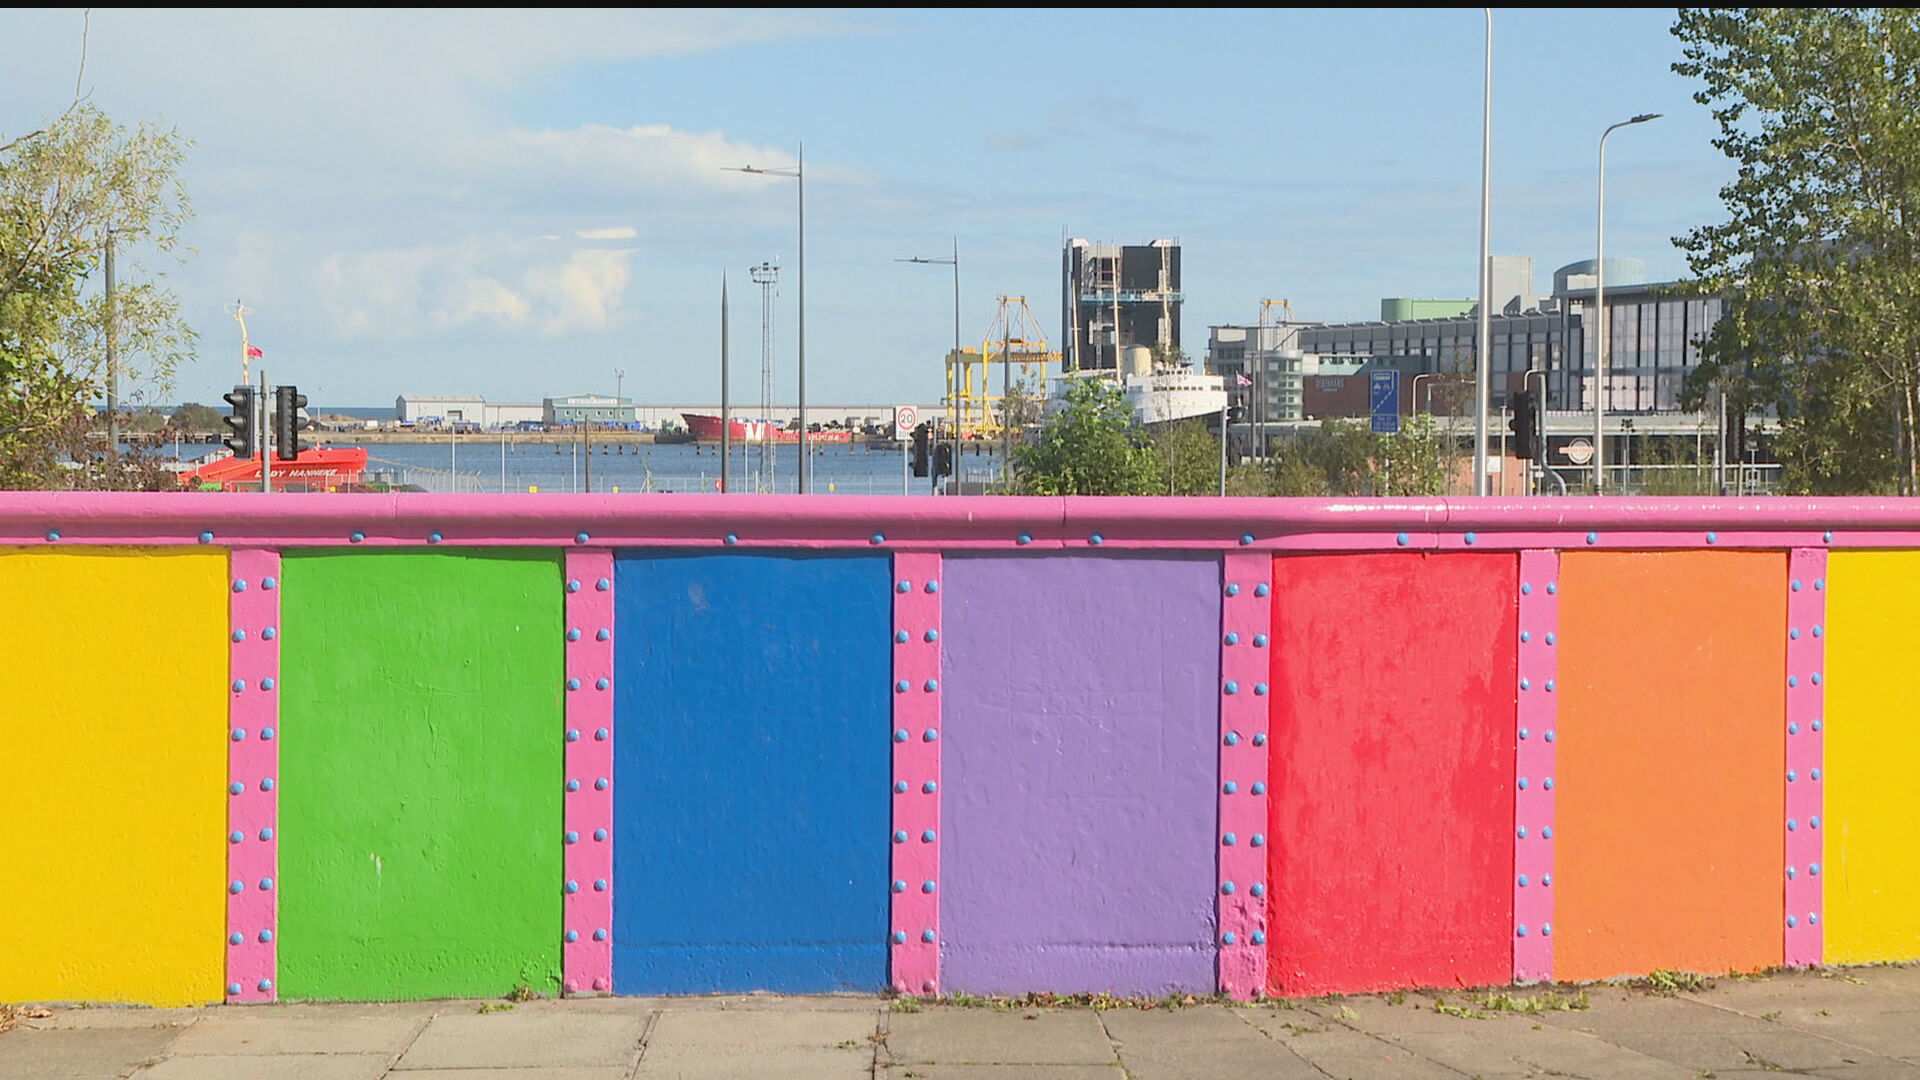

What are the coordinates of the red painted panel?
(1266, 553, 1517, 996)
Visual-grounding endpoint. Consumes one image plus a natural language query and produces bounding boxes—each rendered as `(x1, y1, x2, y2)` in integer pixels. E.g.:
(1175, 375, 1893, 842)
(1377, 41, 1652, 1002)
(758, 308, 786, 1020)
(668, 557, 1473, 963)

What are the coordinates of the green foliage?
(0, 103, 194, 489)
(1673, 8, 1920, 494)
(169, 401, 221, 430)
(1009, 378, 1158, 495)
(1149, 418, 1223, 495)
(1265, 416, 1456, 497)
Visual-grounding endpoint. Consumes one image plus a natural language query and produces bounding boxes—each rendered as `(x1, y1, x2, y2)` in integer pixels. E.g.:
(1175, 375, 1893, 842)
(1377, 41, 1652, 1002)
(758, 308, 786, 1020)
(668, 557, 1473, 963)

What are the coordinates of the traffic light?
(221, 385, 257, 459)
(911, 422, 930, 477)
(1508, 388, 1538, 460)
(933, 442, 954, 480)
(273, 385, 311, 461)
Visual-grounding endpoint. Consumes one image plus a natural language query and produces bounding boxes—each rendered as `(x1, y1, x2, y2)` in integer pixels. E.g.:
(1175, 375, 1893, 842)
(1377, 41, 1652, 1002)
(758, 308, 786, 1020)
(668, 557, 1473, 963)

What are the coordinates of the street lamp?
(723, 149, 808, 492)
(1593, 112, 1661, 492)
(1474, 7, 1492, 495)
(898, 239, 960, 492)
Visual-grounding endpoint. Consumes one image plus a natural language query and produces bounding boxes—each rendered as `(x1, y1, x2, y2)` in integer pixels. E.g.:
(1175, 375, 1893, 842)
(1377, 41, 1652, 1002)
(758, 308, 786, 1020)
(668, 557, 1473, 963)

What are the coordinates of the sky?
(0, 8, 1733, 409)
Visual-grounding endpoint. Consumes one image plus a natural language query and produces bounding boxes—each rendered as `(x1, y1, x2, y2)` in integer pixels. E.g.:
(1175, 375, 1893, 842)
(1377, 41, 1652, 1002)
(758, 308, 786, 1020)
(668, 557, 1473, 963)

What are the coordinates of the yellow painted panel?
(1825, 551, 1920, 964)
(0, 549, 226, 1004)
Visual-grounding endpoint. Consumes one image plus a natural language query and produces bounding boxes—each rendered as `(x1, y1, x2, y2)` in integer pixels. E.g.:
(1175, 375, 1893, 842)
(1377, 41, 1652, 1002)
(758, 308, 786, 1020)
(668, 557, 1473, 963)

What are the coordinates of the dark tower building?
(1061, 238, 1182, 372)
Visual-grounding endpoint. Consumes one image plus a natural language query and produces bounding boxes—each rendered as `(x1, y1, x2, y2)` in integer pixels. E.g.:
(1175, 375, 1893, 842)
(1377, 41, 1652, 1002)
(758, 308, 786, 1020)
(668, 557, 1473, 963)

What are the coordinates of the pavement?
(7, 966, 1920, 1079)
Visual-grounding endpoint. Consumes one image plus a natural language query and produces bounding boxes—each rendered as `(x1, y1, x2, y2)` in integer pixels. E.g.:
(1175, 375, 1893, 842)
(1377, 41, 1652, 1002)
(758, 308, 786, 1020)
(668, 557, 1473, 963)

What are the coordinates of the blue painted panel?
(612, 552, 891, 993)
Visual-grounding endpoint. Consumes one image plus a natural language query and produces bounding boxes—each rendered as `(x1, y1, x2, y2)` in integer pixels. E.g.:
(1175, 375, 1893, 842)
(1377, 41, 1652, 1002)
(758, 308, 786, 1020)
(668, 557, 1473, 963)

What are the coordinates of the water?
(323, 438, 1006, 495)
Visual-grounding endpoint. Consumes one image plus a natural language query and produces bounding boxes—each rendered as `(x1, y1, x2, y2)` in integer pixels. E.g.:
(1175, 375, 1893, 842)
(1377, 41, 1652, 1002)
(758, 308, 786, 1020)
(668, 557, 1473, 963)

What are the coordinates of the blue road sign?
(1369, 370, 1400, 434)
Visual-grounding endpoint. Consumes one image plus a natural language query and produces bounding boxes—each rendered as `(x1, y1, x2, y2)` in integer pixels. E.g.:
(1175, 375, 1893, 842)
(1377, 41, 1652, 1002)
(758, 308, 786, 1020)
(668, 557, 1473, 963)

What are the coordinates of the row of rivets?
(227, 550, 281, 1004)
(1513, 551, 1559, 983)
(1217, 553, 1272, 1001)
(1783, 549, 1826, 967)
(563, 550, 615, 995)
(891, 554, 943, 996)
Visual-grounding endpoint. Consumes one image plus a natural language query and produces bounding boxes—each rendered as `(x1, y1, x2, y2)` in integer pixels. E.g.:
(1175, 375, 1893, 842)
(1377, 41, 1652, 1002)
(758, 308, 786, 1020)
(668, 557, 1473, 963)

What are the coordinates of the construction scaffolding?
(945, 296, 1059, 437)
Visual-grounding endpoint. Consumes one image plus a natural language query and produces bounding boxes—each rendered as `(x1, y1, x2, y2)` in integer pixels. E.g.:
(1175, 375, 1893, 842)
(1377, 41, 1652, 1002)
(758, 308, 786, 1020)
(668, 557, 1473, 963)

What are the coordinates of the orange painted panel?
(1554, 551, 1785, 980)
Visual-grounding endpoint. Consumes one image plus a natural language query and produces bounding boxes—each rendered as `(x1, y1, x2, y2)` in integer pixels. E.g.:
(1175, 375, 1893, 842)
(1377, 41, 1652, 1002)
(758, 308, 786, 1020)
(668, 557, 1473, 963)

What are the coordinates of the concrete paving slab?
(645, 1007, 879, 1050)
(1388, 1028, 1699, 1079)
(132, 1052, 391, 1079)
(1100, 1008, 1324, 1080)
(393, 1011, 648, 1070)
(1242, 1025, 1462, 1080)
(382, 1071, 629, 1080)
(19, 1008, 205, 1032)
(166, 1009, 424, 1056)
(886, 1010, 1115, 1066)
(0, 1026, 181, 1079)
(1538, 993, 1787, 1035)
(1095, 1006, 1263, 1044)
(1304, 993, 1544, 1036)
(878, 1068, 1122, 1080)
(635, 1046, 873, 1079)
(1577, 1026, 1889, 1073)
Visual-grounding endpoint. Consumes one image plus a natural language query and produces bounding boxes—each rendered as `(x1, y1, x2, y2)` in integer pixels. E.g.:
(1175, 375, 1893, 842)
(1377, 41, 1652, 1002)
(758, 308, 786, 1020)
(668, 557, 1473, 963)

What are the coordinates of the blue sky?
(0, 8, 1729, 409)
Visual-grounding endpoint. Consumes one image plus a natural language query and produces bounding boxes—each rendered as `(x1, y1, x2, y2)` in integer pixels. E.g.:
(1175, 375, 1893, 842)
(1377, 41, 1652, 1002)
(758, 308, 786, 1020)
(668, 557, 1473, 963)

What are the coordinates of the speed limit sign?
(894, 405, 917, 439)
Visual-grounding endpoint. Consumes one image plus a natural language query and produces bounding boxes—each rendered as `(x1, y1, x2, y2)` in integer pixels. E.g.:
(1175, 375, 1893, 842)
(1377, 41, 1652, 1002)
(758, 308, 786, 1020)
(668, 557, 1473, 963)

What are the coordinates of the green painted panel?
(277, 550, 564, 1000)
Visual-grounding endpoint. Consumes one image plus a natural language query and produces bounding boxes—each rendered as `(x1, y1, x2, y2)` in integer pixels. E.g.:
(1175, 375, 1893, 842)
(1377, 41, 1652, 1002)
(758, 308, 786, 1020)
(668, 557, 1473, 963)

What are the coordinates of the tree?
(1, 101, 194, 489)
(1673, 8, 1920, 494)
(1009, 378, 1158, 495)
(1150, 418, 1224, 496)
(1264, 416, 1454, 496)
(170, 401, 221, 430)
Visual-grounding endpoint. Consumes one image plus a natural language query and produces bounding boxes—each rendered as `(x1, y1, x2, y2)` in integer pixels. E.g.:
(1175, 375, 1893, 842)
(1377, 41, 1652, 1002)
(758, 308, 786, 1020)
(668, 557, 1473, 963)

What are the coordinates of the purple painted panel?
(940, 555, 1219, 994)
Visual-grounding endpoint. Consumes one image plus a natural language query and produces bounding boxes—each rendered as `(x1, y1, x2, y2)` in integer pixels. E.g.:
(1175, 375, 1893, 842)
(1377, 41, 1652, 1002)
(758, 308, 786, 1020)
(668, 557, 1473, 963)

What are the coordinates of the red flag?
(246, 346, 264, 358)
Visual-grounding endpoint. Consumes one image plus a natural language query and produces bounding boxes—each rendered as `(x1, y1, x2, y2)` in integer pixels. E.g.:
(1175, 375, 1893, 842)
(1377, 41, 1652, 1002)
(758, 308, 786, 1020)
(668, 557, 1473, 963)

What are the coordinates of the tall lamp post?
(898, 239, 960, 492)
(1474, 7, 1492, 495)
(1593, 112, 1661, 492)
(723, 149, 808, 492)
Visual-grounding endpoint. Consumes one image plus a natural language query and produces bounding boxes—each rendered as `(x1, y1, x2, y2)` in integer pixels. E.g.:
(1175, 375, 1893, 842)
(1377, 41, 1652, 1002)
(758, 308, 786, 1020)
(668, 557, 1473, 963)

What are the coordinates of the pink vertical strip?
(226, 549, 280, 1003)
(1784, 548, 1826, 966)
(1217, 551, 1271, 1000)
(564, 551, 615, 995)
(1513, 550, 1559, 983)
(890, 552, 942, 994)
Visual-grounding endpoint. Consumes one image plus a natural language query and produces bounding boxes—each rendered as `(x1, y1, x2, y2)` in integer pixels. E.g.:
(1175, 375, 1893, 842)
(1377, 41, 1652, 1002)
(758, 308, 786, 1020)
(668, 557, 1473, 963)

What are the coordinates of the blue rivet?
(1221, 881, 1236, 895)
(259, 827, 273, 841)
(229, 881, 244, 895)
(565, 930, 579, 942)
(1226, 583, 1241, 597)
(1017, 532, 1032, 545)
(233, 579, 249, 593)
(1542, 826, 1553, 838)
(922, 880, 936, 894)
(350, 531, 364, 543)
(1252, 930, 1267, 944)
(1791, 579, 1802, 592)
(1224, 732, 1240, 746)
(232, 680, 246, 694)
(1788, 819, 1798, 831)
(1586, 532, 1597, 545)
(1396, 533, 1409, 546)
(895, 781, 908, 794)
(566, 729, 580, 742)
(568, 779, 581, 792)
(594, 879, 607, 891)
(1787, 916, 1798, 928)
(1521, 582, 1532, 595)
(893, 831, 908, 843)
(567, 580, 581, 593)
(1813, 625, 1822, 637)
(565, 880, 579, 894)
(921, 830, 936, 843)
(229, 830, 244, 844)
(1521, 678, 1531, 691)
(231, 728, 246, 741)
(593, 928, 607, 941)
(923, 781, 937, 793)
(1223, 931, 1237, 945)
(1788, 866, 1797, 879)
(895, 680, 910, 694)
(1789, 722, 1799, 734)
(925, 581, 940, 594)
(1545, 679, 1555, 692)
(1812, 768, 1821, 780)
(1252, 732, 1267, 746)
(1546, 633, 1556, 645)
(895, 630, 909, 644)
(1516, 925, 1528, 937)
(892, 931, 907, 944)
(1255, 583, 1270, 597)
(1251, 882, 1266, 897)
(1518, 777, 1529, 790)
(1465, 532, 1477, 545)
(263, 627, 276, 640)
(596, 578, 610, 592)
(870, 533, 885, 545)
(1253, 634, 1268, 647)
(724, 533, 738, 545)
(1788, 769, 1798, 781)
(1241, 533, 1255, 546)
(596, 678, 610, 691)
(1518, 875, 1529, 886)
(1224, 681, 1239, 695)
(229, 933, 244, 945)
(229, 782, 244, 795)
(200, 531, 214, 544)
(568, 628, 582, 642)
(922, 929, 937, 943)
(429, 531, 443, 544)
(1224, 781, 1239, 794)
(1790, 628, 1800, 640)
(565, 831, 579, 844)
(260, 778, 274, 792)
(1251, 782, 1266, 795)
(594, 828, 607, 841)
(1543, 778, 1554, 790)
(595, 778, 608, 791)
(1543, 874, 1552, 885)
(1224, 632, 1240, 645)
(896, 580, 911, 593)
(925, 629, 939, 643)
(923, 728, 939, 742)
(1519, 727, 1529, 739)
(576, 532, 590, 544)
(1547, 582, 1557, 594)
(1250, 683, 1267, 696)
(261, 678, 275, 692)
(892, 880, 907, 894)
(1517, 826, 1528, 838)
(1542, 924, 1552, 936)
(227, 983, 241, 996)
(43, 529, 61, 542)
(1788, 676, 1799, 688)
(893, 729, 908, 743)
(1545, 730, 1555, 742)
(1811, 816, 1821, 828)
(924, 680, 939, 693)
(597, 628, 610, 641)
(1222, 832, 1237, 846)
(595, 728, 608, 741)
(1812, 673, 1822, 685)
(1090, 533, 1103, 546)
(1816, 579, 1825, 590)
(1521, 631, 1531, 643)
(1706, 532, 1717, 544)
(232, 630, 246, 643)
(567, 677, 581, 691)
(1251, 834, 1265, 847)
(259, 877, 273, 890)
(1810, 912, 1820, 924)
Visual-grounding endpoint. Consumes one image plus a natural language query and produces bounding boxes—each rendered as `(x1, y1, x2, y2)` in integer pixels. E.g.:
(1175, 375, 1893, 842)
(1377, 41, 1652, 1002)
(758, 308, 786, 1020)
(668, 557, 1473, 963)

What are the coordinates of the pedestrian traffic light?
(1509, 388, 1537, 460)
(273, 385, 311, 461)
(221, 385, 257, 459)
(911, 422, 931, 477)
(933, 441, 954, 480)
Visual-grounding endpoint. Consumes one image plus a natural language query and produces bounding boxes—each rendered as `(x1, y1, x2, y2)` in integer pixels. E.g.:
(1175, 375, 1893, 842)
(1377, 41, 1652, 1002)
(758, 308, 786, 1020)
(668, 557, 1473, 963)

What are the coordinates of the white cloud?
(575, 226, 638, 241)
(312, 241, 634, 340)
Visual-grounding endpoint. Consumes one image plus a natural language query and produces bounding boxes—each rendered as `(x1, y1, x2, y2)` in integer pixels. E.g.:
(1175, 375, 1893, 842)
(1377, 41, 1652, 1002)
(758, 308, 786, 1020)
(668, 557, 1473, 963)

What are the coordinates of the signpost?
(1369, 371, 1400, 435)
(896, 405, 917, 495)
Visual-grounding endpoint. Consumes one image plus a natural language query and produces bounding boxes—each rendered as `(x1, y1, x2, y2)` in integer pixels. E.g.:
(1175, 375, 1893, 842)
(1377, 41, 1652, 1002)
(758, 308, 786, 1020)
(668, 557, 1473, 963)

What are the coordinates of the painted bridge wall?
(4, 494, 1920, 1005)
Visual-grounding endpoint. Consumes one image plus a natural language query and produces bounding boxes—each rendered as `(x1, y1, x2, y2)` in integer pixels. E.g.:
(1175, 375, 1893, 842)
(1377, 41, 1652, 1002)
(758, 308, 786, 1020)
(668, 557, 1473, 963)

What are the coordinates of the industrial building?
(394, 395, 543, 429)
(1061, 238, 1182, 372)
(543, 394, 639, 426)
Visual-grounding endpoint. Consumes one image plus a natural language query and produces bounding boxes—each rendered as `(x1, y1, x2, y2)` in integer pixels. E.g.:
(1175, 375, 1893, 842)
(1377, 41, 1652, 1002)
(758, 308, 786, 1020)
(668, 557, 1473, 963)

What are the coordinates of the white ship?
(1050, 345, 1229, 427)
